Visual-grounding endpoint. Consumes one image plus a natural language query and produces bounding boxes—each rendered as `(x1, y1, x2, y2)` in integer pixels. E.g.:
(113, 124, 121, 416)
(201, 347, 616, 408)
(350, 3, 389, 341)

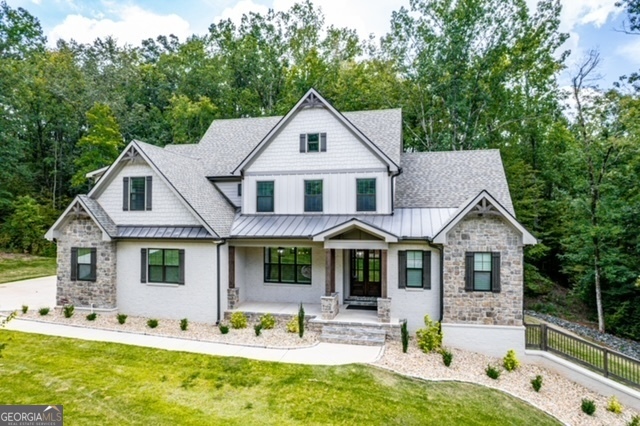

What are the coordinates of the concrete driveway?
(0, 276, 56, 312)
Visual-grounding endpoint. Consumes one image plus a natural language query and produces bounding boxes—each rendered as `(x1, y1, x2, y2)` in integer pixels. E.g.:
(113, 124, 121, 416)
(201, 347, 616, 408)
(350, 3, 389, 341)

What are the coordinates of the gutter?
(216, 239, 227, 324)
(427, 240, 445, 322)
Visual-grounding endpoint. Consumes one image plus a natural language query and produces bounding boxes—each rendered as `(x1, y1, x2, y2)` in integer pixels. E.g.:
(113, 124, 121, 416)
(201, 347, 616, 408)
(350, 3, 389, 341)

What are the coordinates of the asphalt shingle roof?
(77, 195, 117, 236)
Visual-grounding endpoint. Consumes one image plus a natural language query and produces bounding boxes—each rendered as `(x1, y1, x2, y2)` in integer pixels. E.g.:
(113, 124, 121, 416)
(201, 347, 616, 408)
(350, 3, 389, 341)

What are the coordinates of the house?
(45, 89, 536, 356)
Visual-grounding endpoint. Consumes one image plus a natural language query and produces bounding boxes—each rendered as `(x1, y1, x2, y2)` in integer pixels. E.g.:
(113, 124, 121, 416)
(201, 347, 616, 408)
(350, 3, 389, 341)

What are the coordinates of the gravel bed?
(376, 341, 640, 426)
(526, 310, 640, 360)
(18, 308, 318, 349)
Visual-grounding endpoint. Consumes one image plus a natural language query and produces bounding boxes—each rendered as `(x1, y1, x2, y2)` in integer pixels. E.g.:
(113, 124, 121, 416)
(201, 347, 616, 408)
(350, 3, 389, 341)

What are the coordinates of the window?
(264, 247, 312, 284)
(398, 250, 431, 289)
(71, 247, 96, 282)
(123, 176, 152, 211)
(299, 133, 327, 153)
(465, 252, 500, 292)
(356, 178, 376, 212)
(144, 248, 184, 284)
(256, 181, 274, 212)
(304, 180, 323, 212)
(237, 183, 242, 196)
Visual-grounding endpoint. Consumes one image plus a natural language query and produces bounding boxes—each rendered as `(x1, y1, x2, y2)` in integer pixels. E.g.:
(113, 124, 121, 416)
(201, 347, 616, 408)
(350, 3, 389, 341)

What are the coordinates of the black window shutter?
(89, 248, 97, 281)
(398, 250, 406, 289)
(70, 247, 78, 281)
(320, 132, 327, 152)
(491, 252, 501, 293)
(237, 183, 242, 196)
(140, 248, 147, 283)
(178, 249, 185, 285)
(423, 251, 431, 289)
(123, 177, 129, 211)
(465, 252, 474, 291)
(146, 176, 152, 211)
(299, 134, 306, 152)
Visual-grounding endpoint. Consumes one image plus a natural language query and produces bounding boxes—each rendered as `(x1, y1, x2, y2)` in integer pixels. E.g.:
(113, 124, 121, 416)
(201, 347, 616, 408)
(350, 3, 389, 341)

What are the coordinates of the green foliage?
(503, 350, 520, 372)
(628, 415, 640, 426)
(230, 312, 247, 329)
(298, 303, 305, 338)
(485, 365, 501, 380)
(581, 399, 596, 416)
(86, 312, 97, 321)
(254, 324, 263, 336)
(21, 305, 28, 314)
(167, 95, 217, 144)
(38, 307, 49, 316)
(401, 321, 409, 353)
(218, 324, 230, 334)
(531, 375, 543, 392)
(606, 396, 623, 414)
(0, 311, 16, 328)
(147, 319, 159, 329)
(416, 315, 442, 353)
(63, 305, 74, 318)
(1, 196, 54, 255)
(259, 313, 276, 330)
(0, 342, 5, 358)
(440, 348, 453, 367)
(286, 317, 299, 334)
(117, 314, 127, 325)
(180, 318, 188, 331)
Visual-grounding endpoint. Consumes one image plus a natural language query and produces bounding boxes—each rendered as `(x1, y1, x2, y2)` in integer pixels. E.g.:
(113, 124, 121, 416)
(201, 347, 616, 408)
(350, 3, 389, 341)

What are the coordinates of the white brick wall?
(97, 162, 200, 225)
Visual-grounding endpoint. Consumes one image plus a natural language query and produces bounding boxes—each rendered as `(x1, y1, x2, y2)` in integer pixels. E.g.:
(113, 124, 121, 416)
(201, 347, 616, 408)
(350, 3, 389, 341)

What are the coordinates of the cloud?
(215, 0, 269, 24)
(48, 4, 192, 46)
(616, 39, 640, 66)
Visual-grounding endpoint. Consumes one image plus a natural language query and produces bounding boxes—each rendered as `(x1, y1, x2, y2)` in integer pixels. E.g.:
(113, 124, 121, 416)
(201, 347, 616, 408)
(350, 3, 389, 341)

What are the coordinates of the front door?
(350, 250, 381, 297)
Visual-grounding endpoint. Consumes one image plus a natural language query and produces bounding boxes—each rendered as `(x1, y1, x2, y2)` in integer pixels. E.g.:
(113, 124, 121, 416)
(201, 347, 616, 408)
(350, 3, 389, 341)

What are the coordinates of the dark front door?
(350, 250, 381, 297)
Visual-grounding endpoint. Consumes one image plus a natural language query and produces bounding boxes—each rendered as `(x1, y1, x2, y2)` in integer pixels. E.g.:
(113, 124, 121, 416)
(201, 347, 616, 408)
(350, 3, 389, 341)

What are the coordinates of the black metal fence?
(525, 323, 640, 390)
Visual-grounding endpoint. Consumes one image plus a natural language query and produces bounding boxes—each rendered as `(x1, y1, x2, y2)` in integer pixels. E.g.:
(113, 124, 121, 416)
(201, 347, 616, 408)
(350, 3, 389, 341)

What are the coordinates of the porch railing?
(525, 322, 640, 390)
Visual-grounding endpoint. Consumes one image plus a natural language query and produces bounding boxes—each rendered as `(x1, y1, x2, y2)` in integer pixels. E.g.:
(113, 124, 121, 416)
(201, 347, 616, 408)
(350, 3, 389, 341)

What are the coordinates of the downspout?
(427, 240, 445, 322)
(216, 239, 227, 325)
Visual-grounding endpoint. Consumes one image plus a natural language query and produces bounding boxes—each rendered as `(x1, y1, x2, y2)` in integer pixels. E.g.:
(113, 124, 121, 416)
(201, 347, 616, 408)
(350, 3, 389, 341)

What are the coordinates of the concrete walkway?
(4, 319, 384, 365)
(0, 276, 56, 311)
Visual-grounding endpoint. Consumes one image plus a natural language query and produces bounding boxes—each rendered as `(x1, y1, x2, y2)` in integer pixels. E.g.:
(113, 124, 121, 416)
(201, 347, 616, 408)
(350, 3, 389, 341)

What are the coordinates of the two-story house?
(46, 89, 536, 356)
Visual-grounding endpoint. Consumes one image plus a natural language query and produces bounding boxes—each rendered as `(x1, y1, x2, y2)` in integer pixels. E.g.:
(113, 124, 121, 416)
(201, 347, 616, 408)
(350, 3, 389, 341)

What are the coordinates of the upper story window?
(356, 178, 376, 212)
(257, 181, 274, 212)
(123, 176, 152, 211)
(304, 180, 323, 212)
(299, 133, 327, 153)
(465, 252, 501, 292)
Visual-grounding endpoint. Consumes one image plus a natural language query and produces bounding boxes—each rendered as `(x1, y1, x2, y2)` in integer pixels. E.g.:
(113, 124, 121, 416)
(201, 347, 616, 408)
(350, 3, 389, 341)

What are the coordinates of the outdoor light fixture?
(277, 247, 285, 255)
(355, 250, 364, 258)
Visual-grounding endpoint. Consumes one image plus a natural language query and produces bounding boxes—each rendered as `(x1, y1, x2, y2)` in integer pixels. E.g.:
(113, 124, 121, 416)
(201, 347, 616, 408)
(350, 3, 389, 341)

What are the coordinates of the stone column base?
(377, 297, 391, 323)
(227, 288, 240, 310)
(321, 292, 340, 320)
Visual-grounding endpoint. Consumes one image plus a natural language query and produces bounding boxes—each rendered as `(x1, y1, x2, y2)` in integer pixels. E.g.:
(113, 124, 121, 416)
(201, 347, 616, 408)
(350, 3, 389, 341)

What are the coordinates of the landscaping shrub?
(416, 315, 442, 353)
(298, 303, 305, 338)
(86, 312, 97, 321)
(401, 321, 409, 353)
(503, 349, 520, 372)
(219, 324, 230, 334)
(260, 313, 276, 329)
(607, 396, 623, 414)
(63, 305, 75, 318)
(286, 317, 299, 333)
(629, 415, 640, 426)
(440, 348, 453, 367)
(254, 324, 263, 336)
(38, 307, 49, 316)
(147, 319, 159, 329)
(485, 364, 501, 380)
(117, 314, 127, 324)
(581, 399, 596, 416)
(531, 375, 543, 392)
(230, 312, 247, 329)
(180, 318, 188, 331)
(21, 305, 28, 314)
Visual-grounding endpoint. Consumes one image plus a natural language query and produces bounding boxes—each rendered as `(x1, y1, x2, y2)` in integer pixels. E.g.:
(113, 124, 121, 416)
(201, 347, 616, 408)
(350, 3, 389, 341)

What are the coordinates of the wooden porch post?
(325, 249, 335, 296)
(381, 249, 388, 298)
(229, 246, 235, 289)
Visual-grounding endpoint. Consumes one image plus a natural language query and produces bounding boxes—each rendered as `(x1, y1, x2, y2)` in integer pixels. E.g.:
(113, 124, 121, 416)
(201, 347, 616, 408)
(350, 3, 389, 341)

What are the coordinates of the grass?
(0, 254, 56, 284)
(0, 330, 561, 425)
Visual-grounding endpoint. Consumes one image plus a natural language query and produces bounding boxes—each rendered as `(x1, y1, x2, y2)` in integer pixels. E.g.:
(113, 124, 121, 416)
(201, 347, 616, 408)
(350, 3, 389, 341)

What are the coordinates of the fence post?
(603, 350, 609, 378)
(541, 324, 547, 351)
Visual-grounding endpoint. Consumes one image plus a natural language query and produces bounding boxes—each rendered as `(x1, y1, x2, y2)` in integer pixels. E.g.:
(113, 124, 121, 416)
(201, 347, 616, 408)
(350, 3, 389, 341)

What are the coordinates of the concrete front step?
(322, 326, 387, 336)
(344, 297, 378, 307)
(319, 325, 387, 346)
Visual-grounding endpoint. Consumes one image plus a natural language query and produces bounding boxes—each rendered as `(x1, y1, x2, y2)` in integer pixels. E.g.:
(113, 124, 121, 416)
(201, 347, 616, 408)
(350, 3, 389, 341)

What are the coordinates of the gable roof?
(395, 150, 515, 214)
(231, 89, 400, 175)
(45, 195, 116, 240)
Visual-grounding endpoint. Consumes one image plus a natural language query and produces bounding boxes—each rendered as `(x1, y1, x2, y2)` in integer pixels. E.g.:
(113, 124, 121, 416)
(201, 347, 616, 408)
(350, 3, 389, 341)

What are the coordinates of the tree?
(0, 0, 45, 59)
(616, 0, 640, 33)
(72, 103, 123, 189)
(0, 196, 53, 255)
(167, 94, 217, 144)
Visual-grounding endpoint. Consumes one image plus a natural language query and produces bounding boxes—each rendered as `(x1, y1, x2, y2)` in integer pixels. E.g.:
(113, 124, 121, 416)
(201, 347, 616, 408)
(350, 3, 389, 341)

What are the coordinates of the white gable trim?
(312, 219, 398, 243)
(432, 190, 537, 245)
(87, 141, 219, 238)
(232, 88, 400, 175)
(45, 197, 112, 241)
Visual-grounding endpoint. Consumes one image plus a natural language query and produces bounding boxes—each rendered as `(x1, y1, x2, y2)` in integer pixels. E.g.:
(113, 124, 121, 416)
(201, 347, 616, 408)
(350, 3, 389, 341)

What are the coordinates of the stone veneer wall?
(442, 215, 523, 326)
(56, 217, 117, 309)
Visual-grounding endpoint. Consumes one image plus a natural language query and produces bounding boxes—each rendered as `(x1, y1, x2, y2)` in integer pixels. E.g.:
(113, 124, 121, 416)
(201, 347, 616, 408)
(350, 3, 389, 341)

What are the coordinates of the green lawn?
(0, 254, 56, 284)
(0, 331, 560, 426)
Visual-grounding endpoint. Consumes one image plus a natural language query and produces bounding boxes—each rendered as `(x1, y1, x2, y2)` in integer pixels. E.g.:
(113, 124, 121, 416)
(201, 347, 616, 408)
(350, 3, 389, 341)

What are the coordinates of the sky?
(5, 0, 639, 89)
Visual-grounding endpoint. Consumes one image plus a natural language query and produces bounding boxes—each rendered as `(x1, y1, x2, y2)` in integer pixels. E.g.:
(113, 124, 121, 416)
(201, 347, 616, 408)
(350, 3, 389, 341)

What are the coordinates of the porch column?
(227, 246, 239, 309)
(378, 249, 391, 323)
(381, 249, 387, 298)
(324, 249, 335, 296)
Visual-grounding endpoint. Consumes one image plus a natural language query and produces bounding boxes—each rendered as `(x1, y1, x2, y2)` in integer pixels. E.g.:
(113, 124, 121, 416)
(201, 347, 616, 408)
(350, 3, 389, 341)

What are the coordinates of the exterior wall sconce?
(277, 247, 285, 255)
